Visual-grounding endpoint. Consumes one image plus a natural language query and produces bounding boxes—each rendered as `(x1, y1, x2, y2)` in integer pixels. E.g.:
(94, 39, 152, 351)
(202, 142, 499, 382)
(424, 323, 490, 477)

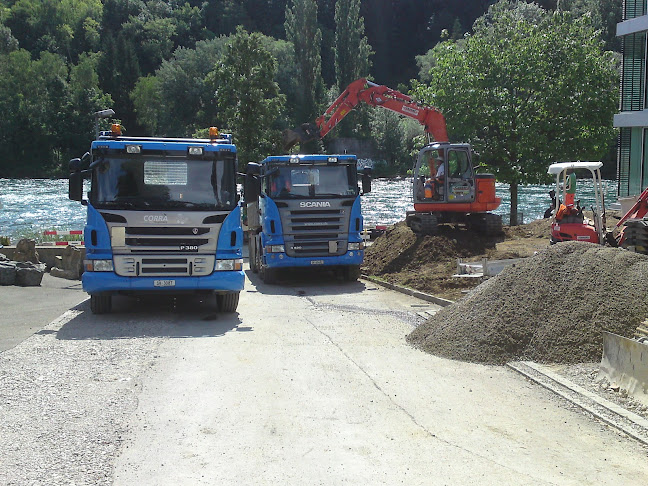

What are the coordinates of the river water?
(0, 178, 618, 242)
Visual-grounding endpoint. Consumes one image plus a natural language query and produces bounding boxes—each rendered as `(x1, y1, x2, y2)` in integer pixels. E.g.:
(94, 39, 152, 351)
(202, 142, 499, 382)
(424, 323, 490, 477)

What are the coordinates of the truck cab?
(69, 125, 244, 314)
(245, 154, 371, 283)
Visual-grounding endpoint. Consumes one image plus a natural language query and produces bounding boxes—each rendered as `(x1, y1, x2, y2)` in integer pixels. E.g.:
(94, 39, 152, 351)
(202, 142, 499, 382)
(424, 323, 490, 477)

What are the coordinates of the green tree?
(369, 108, 405, 173)
(412, 0, 618, 225)
(5, 0, 102, 61)
(132, 37, 228, 136)
(0, 48, 111, 176)
(333, 0, 372, 137)
(284, 0, 323, 152)
(130, 74, 161, 134)
(207, 27, 285, 167)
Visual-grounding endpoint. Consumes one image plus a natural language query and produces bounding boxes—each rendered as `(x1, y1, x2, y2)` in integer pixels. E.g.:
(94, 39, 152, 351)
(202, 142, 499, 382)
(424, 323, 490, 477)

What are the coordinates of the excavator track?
(406, 212, 438, 236)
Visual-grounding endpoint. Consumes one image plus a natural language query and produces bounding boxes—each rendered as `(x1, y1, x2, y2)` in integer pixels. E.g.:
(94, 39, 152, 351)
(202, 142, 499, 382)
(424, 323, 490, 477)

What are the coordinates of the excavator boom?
(282, 78, 449, 150)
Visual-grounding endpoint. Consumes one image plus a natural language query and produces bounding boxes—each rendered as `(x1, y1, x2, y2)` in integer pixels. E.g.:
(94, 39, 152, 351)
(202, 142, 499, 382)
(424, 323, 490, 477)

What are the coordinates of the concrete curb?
(361, 274, 454, 307)
(508, 361, 648, 446)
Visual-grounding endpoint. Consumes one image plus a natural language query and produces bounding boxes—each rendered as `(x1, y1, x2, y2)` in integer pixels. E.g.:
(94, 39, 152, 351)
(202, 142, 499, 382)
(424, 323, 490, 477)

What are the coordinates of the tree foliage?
(0, 0, 624, 177)
(208, 27, 285, 168)
(412, 0, 618, 224)
(334, 0, 372, 138)
(284, 0, 324, 138)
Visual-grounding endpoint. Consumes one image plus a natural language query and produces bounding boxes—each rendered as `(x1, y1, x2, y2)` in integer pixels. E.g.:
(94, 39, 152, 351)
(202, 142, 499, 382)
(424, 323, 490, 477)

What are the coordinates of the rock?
(0, 261, 16, 285)
(50, 245, 83, 280)
(13, 239, 40, 264)
(15, 261, 45, 286)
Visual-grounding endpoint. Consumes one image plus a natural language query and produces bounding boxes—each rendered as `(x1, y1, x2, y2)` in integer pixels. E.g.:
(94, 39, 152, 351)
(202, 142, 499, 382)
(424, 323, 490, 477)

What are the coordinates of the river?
(0, 178, 618, 243)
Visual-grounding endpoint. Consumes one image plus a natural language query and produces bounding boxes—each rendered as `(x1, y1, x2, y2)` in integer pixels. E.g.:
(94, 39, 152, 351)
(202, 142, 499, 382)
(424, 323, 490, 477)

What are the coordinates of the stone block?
(0, 262, 16, 285)
(15, 262, 45, 286)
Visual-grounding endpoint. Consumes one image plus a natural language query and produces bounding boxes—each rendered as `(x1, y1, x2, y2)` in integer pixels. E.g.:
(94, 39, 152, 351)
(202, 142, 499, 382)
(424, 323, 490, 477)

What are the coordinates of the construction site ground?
(361, 211, 648, 428)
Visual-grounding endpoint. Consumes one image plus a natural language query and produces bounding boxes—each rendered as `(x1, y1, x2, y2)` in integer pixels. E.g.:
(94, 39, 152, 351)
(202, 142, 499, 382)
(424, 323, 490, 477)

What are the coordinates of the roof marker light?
(209, 127, 219, 139)
(110, 124, 122, 136)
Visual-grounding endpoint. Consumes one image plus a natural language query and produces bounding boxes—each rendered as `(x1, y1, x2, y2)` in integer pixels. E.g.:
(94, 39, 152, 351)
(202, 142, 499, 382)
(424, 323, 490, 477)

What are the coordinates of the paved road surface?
(1, 268, 647, 485)
(0, 273, 85, 352)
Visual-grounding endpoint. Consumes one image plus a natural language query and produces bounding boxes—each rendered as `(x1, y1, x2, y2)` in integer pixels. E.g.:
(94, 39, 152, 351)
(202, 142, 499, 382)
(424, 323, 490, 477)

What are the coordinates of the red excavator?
(283, 78, 502, 235)
(616, 186, 648, 254)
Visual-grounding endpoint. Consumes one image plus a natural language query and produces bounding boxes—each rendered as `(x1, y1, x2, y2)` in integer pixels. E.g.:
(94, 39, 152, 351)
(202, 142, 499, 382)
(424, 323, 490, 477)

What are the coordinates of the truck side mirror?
(244, 172, 261, 203)
(69, 158, 82, 171)
(246, 162, 261, 176)
(361, 167, 372, 194)
(69, 170, 83, 201)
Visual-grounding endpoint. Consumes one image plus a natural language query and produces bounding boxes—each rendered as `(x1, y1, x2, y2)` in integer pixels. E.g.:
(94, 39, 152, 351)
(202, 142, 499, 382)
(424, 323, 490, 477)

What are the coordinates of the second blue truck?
(245, 154, 371, 283)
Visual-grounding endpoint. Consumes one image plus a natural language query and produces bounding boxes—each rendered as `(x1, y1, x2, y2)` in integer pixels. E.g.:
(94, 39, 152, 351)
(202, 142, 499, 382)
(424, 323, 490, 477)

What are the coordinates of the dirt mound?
(407, 242, 648, 365)
(362, 219, 551, 300)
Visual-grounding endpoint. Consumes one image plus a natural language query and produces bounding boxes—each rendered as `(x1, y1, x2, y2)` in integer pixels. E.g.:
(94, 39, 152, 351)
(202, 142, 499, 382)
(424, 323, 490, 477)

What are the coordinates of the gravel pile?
(408, 242, 648, 364)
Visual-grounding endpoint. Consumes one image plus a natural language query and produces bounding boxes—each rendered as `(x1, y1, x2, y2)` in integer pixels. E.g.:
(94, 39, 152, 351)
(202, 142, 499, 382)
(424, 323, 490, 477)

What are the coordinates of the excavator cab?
(413, 144, 476, 205)
(406, 142, 502, 235)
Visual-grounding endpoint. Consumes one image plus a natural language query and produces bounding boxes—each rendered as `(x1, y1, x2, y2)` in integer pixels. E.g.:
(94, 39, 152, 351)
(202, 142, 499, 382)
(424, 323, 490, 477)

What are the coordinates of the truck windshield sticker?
(144, 161, 188, 186)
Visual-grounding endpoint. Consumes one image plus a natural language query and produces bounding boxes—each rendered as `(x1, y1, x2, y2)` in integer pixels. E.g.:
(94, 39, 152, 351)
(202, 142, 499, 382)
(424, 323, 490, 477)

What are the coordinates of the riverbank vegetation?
(0, 0, 620, 179)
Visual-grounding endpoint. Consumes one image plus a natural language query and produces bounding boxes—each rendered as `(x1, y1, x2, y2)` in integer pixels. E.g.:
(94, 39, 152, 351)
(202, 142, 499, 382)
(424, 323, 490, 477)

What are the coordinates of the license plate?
(154, 279, 176, 287)
(310, 260, 324, 265)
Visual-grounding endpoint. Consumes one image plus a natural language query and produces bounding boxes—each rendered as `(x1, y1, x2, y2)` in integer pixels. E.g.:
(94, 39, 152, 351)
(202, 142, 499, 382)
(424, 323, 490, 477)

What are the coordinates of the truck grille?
(281, 208, 350, 257)
(122, 226, 211, 252)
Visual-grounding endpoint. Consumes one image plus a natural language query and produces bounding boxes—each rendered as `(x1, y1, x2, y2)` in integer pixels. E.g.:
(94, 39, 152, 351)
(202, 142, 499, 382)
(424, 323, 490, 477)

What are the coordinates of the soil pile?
(407, 242, 648, 364)
(362, 219, 552, 300)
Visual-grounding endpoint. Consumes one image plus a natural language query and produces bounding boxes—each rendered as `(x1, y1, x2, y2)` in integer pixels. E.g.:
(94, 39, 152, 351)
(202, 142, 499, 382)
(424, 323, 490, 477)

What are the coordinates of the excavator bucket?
(282, 123, 320, 151)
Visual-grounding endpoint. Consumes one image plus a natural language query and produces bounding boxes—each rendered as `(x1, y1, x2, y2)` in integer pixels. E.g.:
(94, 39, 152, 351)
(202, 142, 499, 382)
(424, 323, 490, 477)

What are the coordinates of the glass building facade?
(615, 0, 648, 196)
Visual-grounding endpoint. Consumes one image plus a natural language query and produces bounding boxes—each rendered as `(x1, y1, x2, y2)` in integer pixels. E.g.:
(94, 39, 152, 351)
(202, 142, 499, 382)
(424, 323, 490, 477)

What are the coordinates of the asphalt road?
(2, 268, 648, 485)
(0, 273, 85, 352)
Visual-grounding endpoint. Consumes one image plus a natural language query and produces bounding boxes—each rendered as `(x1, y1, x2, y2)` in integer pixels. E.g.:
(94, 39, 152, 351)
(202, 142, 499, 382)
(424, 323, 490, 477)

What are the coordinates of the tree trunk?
(510, 182, 518, 226)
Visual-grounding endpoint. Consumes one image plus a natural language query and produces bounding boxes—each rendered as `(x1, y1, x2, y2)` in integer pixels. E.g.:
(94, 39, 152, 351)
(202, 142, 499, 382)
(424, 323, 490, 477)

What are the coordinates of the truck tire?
(344, 265, 361, 282)
(249, 236, 258, 273)
(217, 292, 240, 312)
(261, 265, 277, 284)
(90, 294, 112, 314)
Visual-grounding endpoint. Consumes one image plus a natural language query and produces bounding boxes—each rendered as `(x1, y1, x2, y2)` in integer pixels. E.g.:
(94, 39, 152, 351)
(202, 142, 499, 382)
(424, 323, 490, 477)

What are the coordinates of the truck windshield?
(267, 164, 357, 199)
(91, 155, 236, 210)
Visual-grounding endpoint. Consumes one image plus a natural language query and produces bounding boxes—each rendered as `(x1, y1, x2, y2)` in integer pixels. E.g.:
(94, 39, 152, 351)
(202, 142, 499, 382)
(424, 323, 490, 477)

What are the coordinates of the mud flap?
(598, 331, 648, 407)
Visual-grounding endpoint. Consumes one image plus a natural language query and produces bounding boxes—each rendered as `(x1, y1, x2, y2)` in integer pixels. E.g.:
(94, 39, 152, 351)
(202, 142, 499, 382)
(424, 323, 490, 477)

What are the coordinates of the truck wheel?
(217, 292, 240, 312)
(90, 294, 112, 314)
(344, 265, 361, 282)
(249, 237, 258, 273)
(261, 265, 277, 284)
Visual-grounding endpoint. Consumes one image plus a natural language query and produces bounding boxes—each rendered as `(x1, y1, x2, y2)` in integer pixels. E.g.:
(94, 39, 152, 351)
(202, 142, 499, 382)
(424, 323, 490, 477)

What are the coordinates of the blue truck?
(244, 154, 371, 283)
(68, 122, 244, 314)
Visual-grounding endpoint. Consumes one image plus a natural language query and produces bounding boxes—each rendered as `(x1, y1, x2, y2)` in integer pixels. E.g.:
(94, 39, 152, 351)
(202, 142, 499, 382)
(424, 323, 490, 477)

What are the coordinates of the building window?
(624, 0, 647, 20)
(621, 32, 646, 111)
(618, 127, 645, 197)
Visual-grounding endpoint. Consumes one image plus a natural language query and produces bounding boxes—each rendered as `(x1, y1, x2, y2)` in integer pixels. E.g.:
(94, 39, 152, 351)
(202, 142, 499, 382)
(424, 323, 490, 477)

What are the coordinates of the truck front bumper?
(82, 270, 245, 295)
(264, 250, 364, 269)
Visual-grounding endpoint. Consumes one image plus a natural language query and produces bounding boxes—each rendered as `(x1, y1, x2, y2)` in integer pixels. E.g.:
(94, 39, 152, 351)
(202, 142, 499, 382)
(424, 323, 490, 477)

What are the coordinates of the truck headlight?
(267, 245, 285, 253)
(214, 259, 243, 271)
(348, 242, 364, 251)
(84, 259, 114, 272)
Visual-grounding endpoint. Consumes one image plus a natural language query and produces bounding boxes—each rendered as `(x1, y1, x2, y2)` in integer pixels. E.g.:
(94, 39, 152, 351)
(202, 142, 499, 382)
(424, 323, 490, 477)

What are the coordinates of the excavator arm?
(282, 78, 449, 150)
